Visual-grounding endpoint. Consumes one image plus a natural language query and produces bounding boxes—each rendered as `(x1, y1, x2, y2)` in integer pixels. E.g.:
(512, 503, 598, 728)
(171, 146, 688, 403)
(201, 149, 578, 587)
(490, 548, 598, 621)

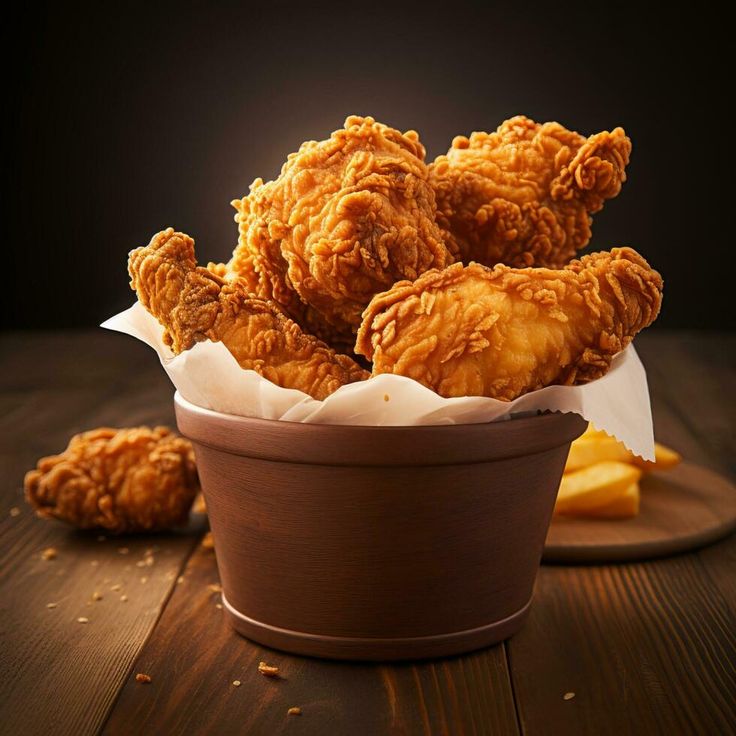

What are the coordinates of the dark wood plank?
(0, 331, 204, 736)
(635, 331, 735, 476)
(508, 332, 736, 735)
(636, 331, 736, 642)
(0, 330, 156, 393)
(699, 534, 736, 616)
(510, 553, 736, 735)
(103, 545, 520, 736)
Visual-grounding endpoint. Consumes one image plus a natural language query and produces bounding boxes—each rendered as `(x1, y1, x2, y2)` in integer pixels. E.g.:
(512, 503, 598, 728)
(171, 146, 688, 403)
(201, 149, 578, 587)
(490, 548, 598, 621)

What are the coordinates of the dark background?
(4, 2, 732, 330)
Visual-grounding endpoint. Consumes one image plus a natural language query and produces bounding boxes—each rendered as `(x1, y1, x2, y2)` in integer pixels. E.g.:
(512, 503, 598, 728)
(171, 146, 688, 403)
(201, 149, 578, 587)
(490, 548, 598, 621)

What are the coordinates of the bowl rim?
(174, 391, 587, 466)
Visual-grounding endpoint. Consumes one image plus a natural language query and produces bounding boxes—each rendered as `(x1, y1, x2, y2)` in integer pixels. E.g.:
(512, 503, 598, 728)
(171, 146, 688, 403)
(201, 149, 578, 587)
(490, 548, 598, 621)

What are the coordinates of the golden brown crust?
(356, 247, 662, 400)
(129, 228, 369, 400)
(24, 427, 200, 532)
(429, 115, 631, 268)
(207, 249, 354, 354)
(224, 116, 455, 339)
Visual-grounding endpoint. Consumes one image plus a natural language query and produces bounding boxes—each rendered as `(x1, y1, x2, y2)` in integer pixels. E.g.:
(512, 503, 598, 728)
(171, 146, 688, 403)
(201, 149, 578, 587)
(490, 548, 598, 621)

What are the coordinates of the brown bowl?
(175, 392, 586, 661)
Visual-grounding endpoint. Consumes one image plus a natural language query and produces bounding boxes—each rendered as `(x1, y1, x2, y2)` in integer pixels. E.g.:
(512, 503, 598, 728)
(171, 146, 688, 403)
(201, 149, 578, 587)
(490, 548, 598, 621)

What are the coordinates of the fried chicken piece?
(129, 228, 368, 399)
(24, 427, 199, 532)
(221, 116, 454, 340)
(208, 210, 355, 353)
(356, 247, 662, 400)
(430, 116, 631, 268)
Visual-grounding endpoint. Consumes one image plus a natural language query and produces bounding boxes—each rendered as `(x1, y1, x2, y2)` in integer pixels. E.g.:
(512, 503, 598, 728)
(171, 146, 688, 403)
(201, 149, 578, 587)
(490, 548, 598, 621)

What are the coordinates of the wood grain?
(1, 330, 734, 736)
(509, 333, 736, 736)
(636, 333, 736, 600)
(544, 462, 736, 562)
(102, 546, 519, 736)
(635, 332, 735, 477)
(510, 552, 736, 735)
(0, 332, 204, 736)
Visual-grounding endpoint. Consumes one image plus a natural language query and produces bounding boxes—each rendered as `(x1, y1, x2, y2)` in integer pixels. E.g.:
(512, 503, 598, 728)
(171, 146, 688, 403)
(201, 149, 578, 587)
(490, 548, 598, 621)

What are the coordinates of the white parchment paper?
(102, 302, 655, 460)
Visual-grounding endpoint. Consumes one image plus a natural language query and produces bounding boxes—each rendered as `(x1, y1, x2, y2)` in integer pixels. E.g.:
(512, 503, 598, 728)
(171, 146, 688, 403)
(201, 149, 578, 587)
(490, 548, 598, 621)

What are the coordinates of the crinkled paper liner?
(102, 302, 655, 460)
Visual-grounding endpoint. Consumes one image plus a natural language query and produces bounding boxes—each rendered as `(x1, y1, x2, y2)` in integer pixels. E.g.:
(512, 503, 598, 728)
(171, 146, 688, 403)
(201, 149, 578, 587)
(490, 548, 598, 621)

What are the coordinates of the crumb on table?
(258, 661, 279, 678)
(136, 553, 155, 568)
(287, 707, 302, 716)
(136, 673, 152, 684)
(563, 691, 576, 701)
(41, 547, 57, 561)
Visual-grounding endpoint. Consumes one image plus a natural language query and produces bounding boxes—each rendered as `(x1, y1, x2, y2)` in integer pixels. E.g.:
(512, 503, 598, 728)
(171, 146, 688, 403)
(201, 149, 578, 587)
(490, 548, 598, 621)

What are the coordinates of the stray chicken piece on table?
(25, 426, 199, 532)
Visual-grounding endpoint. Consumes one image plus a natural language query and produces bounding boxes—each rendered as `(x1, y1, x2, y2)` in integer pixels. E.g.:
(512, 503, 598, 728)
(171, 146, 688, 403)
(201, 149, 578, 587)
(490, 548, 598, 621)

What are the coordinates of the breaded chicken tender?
(356, 247, 662, 400)
(220, 116, 454, 341)
(430, 116, 631, 268)
(129, 228, 368, 400)
(24, 427, 199, 532)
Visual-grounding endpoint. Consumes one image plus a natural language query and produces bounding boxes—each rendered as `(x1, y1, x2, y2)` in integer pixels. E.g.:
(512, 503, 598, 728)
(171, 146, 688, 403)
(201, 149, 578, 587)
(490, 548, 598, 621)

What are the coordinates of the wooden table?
(1, 331, 734, 736)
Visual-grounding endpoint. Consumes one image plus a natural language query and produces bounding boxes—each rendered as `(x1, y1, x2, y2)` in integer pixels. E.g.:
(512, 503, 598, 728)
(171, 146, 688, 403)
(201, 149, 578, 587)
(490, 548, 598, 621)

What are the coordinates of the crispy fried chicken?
(430, 116, 631, 268)
(24, 427, 199, 532)
(129, 228, 368, 399)
(356, 247, 662, 399)
(219, 116, 455, 343)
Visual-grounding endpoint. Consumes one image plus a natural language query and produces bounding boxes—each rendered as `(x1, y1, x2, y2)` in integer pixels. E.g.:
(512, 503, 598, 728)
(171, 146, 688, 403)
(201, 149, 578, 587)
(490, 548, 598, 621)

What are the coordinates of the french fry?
(557, 430, 681, 520)
(561, 482, 640, 519)
(565, 436, 635, 473)
(632, 442, 682, 472)
(554, 461, 642, 515)
(581, 423, 609, 439)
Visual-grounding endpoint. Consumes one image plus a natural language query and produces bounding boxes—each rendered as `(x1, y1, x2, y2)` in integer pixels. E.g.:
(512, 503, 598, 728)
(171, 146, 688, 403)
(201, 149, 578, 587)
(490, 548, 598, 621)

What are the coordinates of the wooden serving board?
(543, 462, 736, 563)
